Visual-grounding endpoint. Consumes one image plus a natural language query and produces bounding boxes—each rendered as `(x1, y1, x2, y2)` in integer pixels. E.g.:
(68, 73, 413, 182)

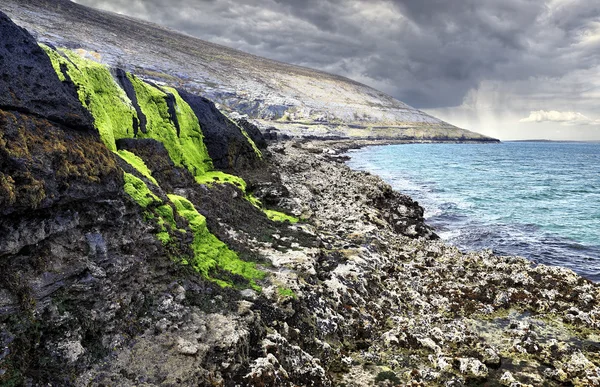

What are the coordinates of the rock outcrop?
(0, 11, 92, 130)
(177, 89, 263, 170)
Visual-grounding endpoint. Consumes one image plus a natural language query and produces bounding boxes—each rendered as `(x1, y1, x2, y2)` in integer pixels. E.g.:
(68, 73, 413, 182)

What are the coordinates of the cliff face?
(0, 0, 498, 142)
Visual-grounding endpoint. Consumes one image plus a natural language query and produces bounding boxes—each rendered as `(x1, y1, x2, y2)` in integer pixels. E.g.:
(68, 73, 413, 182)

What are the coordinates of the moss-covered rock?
(117, 149, 158, 186)
(40, 45, 138, 151)
(177, 89, 265, 170)
(264, 209, 299, 224)
(168, 194, 265, 290)
(123, 172, 160, 208)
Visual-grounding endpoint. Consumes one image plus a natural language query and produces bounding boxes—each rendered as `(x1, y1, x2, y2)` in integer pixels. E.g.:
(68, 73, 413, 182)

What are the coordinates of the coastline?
(241, 139, 600, 386)
(0, 6, 598, 384)
(342, 139, 600, 283)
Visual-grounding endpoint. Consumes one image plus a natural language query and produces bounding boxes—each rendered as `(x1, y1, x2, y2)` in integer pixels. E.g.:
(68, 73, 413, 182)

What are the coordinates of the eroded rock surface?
(0, 11, 92, 130)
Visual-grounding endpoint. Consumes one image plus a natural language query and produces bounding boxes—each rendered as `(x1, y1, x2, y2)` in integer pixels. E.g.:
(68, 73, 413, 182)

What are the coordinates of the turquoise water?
(347, 142, 600, 281)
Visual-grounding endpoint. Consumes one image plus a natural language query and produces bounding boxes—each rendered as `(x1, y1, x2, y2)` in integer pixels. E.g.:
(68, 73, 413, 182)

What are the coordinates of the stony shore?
(236, 139, 600, 386)
(2, 136, 599, 386)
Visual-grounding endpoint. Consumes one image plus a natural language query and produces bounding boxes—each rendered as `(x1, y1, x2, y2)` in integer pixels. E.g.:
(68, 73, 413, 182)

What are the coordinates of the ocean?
(346, 141, 600, 282)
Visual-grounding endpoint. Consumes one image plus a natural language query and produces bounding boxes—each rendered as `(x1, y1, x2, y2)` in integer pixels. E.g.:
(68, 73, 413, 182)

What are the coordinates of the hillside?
(0, 0, 496, 141)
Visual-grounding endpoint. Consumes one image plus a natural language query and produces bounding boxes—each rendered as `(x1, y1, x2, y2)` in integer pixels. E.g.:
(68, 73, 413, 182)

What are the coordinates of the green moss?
(117, 149, 158, 185)
(126, 76, 213, 175)
(168, 194, 265, 290)
(39, 48, 270, 270)
(277, 287, 297, 298)
(156, 204, 176, 228)
(42, 47, 268, 226)
(246, 193, 263, 208)
(156, 231, 172, 244)
(195, 171, 247, 190)
(41, 47, 137, 151)
(129, 79, 252, 192)
(123, 172, 160, 208)
(264, 209, 300, 223)
(42, 47, 257, 198)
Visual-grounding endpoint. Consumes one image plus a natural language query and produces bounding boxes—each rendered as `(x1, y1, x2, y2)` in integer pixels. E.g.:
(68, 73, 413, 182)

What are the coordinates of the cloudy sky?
(73, 0, 600, 140)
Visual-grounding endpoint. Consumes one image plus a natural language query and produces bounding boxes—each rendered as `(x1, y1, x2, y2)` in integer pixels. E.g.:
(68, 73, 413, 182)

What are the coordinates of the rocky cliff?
(0, 0, 498, 142)
(1, 8, 599, 387)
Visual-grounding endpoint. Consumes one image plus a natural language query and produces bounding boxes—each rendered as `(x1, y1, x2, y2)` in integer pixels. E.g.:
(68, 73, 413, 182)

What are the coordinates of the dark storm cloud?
(74, 0, 600, 109)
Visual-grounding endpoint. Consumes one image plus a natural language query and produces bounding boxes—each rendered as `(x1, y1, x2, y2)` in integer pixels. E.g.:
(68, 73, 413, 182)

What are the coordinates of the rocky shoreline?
(4, 131, 599, 385)
(0, 7, 599, 386)
(241, 139, 600, 386)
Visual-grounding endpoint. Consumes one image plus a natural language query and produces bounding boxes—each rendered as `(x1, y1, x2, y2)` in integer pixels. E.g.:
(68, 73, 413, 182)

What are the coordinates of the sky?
(72, 0, 600, 141)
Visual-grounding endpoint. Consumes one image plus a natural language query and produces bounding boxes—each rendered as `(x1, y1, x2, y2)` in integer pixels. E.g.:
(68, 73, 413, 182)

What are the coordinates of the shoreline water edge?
(251, 139, 600, 386)
(344, 140, 600, 283)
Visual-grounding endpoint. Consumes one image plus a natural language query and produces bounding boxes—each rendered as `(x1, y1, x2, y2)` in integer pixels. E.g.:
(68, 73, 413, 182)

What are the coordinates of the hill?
(0, 0, 497, 141)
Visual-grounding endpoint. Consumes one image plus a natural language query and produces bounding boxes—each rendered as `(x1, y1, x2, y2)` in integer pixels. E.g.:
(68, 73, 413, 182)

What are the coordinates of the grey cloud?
(73, 0, 600, 110)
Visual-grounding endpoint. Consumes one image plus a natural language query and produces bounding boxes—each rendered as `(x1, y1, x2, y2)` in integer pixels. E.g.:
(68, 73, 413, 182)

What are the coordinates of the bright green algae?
(264, 209, 299, 223)
(41, 46, 258, 194)
(123, 173, 160, 208)
(117, 150, 158, 185)
(127, 77, 213, 176)
(41, 47, 274, 288)
(168, 194, 265, 290)
(122, 167, 264, 289)
(40, 45, 137, 152)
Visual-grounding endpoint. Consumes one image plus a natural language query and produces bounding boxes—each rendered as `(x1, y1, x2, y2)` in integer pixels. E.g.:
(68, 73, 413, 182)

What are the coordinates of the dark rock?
(114, 68, 146, 135)
(264, 128, 280, 141)
(0, 11, 93, 130)
(236, 118, 267, 149)
(115, 138, 195, 192)
(371, 185, 438, 239)
(177, 89, 264, 170)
